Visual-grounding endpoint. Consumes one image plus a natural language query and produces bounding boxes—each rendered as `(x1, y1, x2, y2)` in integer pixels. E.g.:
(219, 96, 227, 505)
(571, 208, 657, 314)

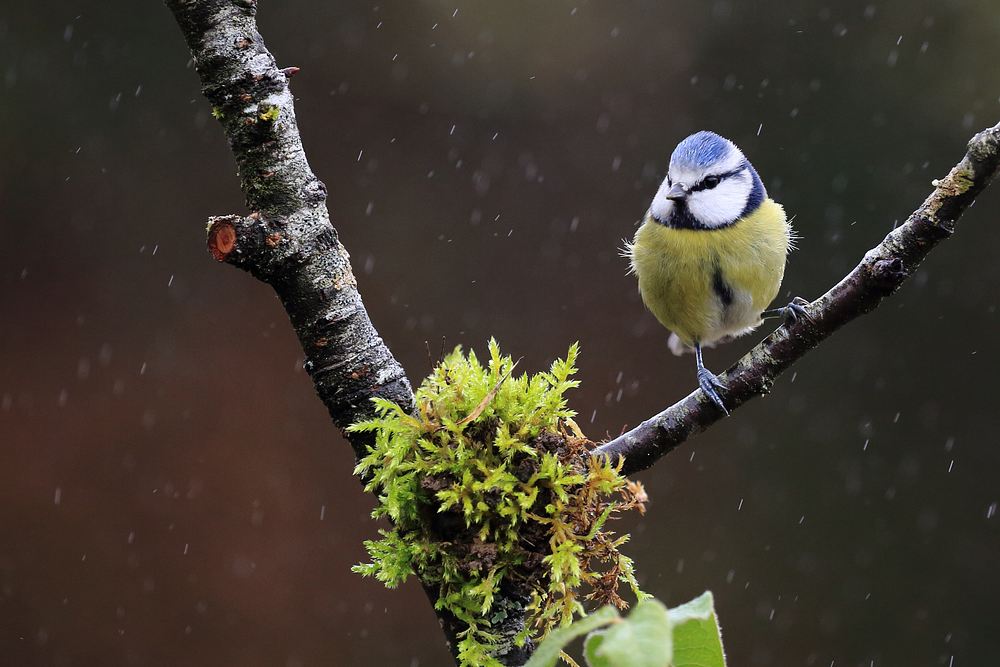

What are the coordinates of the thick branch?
(165, 1, 529, 663)
(165, 0, 411, 459)
(596, 122, 1000, 476)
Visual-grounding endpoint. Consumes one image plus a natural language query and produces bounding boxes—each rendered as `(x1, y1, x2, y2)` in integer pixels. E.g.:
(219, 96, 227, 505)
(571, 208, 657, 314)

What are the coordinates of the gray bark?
(163, 1, 528, 663)
(165, 0, 411, 459)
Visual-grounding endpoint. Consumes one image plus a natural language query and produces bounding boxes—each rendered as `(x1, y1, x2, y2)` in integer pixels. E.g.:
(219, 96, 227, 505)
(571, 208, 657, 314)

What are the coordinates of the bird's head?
(649, 130, 767, 229)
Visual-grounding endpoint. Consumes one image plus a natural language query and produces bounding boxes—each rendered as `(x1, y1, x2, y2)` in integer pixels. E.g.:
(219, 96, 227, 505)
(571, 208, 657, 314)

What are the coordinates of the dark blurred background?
(2, 1, 999, 665)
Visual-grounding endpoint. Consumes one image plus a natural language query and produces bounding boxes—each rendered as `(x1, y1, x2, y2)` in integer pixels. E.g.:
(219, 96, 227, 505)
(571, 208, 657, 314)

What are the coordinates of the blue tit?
(624, 130, 804, 414)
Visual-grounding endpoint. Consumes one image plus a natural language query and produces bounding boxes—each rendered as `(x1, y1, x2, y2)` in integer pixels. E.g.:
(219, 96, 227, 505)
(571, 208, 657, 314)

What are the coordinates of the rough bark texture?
(166, 0, 411, 457)
(164, 1, 528, 663)
(595, 121, 1000, 475)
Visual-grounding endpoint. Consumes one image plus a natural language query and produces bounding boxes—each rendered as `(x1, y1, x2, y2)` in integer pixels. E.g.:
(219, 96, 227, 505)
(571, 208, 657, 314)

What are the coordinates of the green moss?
(211, 106, 224, 120)
(350, 340, 647, 666)
(259, 105, 280, 122)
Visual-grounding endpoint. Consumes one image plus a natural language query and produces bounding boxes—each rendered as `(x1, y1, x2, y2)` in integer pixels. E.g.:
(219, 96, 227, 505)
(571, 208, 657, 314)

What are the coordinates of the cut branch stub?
(207, 215, 239, 262)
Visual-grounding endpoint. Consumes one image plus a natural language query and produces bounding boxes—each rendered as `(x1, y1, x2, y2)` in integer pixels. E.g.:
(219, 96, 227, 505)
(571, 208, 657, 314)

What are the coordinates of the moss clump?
(350, 340, 647, 666)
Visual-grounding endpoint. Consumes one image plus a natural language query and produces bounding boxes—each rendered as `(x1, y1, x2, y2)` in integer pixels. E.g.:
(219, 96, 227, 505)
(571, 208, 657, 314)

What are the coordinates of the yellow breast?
(628, 198, 790, 346)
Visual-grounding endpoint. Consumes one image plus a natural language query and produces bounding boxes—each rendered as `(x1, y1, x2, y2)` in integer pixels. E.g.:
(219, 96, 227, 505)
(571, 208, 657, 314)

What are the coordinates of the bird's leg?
(694, 342, 729, 415)
(762, 296, 813, 325)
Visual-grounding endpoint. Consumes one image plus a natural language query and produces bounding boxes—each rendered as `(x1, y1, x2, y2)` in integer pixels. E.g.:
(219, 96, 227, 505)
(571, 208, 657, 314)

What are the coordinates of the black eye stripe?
(688, 166, 746, 192)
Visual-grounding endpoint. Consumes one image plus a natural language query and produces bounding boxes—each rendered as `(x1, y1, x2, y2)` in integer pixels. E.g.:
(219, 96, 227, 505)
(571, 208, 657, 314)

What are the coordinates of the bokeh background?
(2, 1, 999, 665)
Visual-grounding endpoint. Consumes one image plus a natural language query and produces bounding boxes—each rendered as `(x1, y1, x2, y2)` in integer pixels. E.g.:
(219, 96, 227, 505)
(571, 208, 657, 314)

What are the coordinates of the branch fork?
(165, 0, 1000, 662)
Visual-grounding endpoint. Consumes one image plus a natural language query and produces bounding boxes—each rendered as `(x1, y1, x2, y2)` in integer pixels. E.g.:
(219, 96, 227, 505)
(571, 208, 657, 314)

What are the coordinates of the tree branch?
(163, 1, 532, 663)
(164, 0, 1000, 661)
(595, 121, 1000, 476)
(165, 0, 411, 457)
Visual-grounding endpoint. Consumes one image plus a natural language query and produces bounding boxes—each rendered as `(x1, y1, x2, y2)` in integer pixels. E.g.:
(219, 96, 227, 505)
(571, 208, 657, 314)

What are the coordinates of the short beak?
(664, 183, 687, 200)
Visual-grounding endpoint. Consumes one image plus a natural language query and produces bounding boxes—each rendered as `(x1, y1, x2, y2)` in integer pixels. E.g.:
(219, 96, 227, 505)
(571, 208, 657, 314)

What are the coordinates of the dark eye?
(703, 175, 721, 189)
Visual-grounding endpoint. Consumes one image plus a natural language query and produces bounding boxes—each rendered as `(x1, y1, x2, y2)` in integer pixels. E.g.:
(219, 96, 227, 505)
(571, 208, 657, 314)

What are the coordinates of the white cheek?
(649, 178, 675, 222)
(686, 176, 752, 227)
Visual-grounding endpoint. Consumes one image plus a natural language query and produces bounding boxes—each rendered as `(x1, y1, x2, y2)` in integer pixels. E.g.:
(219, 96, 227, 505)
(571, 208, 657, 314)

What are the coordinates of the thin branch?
(595, 122, 1000, 476)
(163, 1, 531, 663)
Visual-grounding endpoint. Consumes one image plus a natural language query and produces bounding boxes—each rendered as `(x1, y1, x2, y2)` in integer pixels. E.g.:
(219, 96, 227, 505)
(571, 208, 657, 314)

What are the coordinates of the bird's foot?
(762, 296, 813, 326)
(697, 367, 729, 415)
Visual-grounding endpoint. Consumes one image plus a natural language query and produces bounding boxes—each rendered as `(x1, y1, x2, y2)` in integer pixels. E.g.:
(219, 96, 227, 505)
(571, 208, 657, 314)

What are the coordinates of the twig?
(594, 122, 1000, 475)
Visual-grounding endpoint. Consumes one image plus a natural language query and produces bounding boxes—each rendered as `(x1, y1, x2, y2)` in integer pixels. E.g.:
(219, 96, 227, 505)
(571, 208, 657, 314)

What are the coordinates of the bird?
(624, 130, 806, 414)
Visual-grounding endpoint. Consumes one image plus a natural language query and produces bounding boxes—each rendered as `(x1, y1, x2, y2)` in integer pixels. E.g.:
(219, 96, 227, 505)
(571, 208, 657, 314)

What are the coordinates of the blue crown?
(671, 131, 734, 169)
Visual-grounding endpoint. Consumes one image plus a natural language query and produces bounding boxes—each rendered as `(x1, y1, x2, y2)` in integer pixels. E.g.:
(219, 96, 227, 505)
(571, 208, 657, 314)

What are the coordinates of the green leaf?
(585, 599, 672, 667)
(669, 592, 726, 667)
(524, 606, 620, 667)
(524, 593, 725, 667)
(583, 631, 606, 664)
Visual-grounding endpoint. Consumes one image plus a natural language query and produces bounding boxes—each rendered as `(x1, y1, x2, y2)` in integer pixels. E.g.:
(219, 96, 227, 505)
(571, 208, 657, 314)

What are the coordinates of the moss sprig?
(349, 340, 647, 665)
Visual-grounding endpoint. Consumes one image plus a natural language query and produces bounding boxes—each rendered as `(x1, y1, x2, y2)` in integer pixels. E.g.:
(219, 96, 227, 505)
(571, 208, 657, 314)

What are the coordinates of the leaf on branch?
(526, 592, 726, 667)
(584, 599, 671, 667)
(523, 606, 620, 667)
(667, 591, 727, 667)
